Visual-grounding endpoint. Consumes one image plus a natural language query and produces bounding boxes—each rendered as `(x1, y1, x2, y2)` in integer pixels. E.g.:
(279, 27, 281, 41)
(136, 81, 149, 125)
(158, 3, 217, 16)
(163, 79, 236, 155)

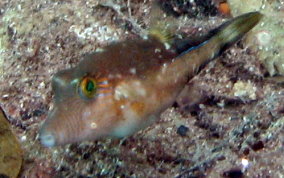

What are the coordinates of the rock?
(0, 108, 22, 178)
(228, 0, 284, 76)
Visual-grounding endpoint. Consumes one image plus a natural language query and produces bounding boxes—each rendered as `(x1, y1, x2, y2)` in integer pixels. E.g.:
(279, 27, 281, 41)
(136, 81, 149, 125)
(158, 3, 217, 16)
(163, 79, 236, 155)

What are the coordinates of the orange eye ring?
(79, 77, 97, 98)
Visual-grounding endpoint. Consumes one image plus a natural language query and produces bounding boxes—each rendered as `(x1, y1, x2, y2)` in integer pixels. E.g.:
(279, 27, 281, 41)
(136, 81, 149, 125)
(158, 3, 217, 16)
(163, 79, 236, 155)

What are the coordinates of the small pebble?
(177, 125, 189, 136)
(0, 174, 9, 178)
(223, 169, 243, 178)
(32, 109, 45, 117)
(250, 140, 264, 151)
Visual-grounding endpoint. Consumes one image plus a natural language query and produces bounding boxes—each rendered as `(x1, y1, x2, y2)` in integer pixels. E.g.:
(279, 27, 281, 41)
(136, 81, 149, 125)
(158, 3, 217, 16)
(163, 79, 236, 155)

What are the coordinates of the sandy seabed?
(0, 0, 284, 177)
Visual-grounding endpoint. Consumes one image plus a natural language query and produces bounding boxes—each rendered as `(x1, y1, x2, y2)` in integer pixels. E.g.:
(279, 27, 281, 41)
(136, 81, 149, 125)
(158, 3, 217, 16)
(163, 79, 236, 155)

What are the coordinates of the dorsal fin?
(147, 1, 175, 45)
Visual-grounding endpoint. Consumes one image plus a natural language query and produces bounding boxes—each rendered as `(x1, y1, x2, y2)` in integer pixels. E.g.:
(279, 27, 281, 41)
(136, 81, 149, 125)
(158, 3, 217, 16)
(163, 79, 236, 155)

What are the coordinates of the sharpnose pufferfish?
(39, 3, 262, 147)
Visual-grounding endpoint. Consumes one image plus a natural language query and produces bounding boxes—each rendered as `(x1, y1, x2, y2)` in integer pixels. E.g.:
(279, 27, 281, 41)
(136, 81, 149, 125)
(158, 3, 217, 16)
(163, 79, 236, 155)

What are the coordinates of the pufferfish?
(39, 4, 262, 147)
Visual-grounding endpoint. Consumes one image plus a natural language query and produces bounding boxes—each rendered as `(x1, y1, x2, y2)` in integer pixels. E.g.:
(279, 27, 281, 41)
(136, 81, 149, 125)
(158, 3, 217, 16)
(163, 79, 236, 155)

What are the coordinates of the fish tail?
(208, 11, 263, 57)
(179, 11, 262, 75)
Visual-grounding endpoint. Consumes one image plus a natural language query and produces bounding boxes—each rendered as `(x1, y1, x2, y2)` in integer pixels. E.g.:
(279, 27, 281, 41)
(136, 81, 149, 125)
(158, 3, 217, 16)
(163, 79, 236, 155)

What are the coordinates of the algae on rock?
(0, 109, 22, 178)
(228, 0, 284, 76)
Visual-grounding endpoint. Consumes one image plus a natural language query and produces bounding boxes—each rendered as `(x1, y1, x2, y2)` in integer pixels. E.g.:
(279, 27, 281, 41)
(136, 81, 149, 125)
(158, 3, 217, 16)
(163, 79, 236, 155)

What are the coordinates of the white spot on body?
(155, 48, 161, 53)
(129, 68, 137, 74)
(114, 84, 129, 100)
(90, 122, 97, 129)
(114, 80, 147, 102)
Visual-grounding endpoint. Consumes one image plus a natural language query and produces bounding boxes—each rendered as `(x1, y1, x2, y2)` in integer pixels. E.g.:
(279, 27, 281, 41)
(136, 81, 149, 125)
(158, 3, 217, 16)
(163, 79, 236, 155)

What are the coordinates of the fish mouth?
(38, 111, 96, 147)
(38, 108, 59, 147)
(39, 127, 57, 147)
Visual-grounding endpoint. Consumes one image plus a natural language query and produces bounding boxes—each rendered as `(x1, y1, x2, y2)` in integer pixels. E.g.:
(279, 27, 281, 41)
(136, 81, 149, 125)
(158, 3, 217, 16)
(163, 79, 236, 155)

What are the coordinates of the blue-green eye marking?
(79, 77, 97, 98)
(86, 80, 95, 92)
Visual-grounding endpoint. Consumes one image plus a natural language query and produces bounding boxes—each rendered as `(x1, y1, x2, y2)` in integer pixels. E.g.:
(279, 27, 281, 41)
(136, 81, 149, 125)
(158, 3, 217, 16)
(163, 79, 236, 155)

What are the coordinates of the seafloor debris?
(217, 1, 231, 16)
(0, 0, 284, 177)
(228, 0, 284, 76)
(232, 81, 257, 100)
(0, 108, 22, 178)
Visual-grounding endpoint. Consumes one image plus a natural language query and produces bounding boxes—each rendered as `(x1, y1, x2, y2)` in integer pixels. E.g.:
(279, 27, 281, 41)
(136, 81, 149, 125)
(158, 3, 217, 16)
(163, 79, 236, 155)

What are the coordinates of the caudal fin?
(177, 12, 263, 77)
(209, 12, 263, 56)
(174, 12, 262, 56)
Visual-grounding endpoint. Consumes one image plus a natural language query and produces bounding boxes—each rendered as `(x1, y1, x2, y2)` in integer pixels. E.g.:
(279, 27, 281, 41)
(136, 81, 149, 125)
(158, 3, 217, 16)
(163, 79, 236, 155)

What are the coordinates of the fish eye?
(79, 77, 97, 98)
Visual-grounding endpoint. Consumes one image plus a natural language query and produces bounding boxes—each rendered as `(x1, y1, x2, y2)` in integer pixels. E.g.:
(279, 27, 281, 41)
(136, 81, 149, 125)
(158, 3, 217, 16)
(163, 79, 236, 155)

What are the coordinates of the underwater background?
(0, 0, 284, 177)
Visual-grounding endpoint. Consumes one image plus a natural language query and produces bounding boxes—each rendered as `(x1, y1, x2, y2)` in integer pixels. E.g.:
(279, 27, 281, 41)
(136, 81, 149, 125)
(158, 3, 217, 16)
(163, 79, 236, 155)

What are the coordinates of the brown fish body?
(39, 12, 262, 147)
